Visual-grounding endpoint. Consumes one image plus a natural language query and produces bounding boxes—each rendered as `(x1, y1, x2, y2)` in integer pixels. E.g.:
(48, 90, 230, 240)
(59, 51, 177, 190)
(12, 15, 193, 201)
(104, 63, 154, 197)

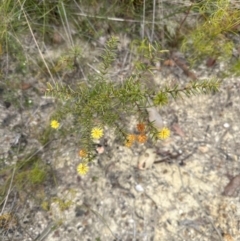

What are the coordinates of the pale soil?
(1, 35, 240, 241)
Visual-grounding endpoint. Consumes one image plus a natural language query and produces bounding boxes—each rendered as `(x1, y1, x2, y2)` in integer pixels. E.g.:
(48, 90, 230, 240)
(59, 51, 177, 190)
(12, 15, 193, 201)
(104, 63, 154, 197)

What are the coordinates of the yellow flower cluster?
(125, 124, 170, 147)
(125, 123, 148, 147)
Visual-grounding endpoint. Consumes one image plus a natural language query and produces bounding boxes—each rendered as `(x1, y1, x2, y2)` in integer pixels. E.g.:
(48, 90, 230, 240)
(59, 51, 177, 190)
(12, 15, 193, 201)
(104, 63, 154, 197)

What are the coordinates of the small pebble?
(135, 184, 144, 192)
(223, 123, 230, 128)
(128, 219, 135, 224)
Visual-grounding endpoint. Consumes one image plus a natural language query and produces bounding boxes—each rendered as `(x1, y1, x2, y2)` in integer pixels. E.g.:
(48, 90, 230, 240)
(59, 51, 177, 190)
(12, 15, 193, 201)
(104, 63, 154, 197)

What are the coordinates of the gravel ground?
(0, 35, 240, 241)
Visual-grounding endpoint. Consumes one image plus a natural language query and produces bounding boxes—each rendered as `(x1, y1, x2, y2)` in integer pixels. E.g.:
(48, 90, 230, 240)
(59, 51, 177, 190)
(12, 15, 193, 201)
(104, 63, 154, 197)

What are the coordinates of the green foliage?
(42, 189, 76, 212)
(51, 197, 72, 212)
(131, 39, 168, 71)
(230, 59, 240, 77)
(0, 0, 70, 43)
(0, 155, 51, 205)
(163, 79, 220, 99)
(153, 92, 168, 106)
(28, 163, 46, 184)
(72, 0, 154, 39)
(41, 200, 50, 211)
(181, 0, 240, 64)
(101, 36, 118, 72)
(54, 46, 83, 73)
(47, 37, 220, 158)
(38, 126, 53, 146)
(15, 156, 48, 188)
(0, 0, 156, 60)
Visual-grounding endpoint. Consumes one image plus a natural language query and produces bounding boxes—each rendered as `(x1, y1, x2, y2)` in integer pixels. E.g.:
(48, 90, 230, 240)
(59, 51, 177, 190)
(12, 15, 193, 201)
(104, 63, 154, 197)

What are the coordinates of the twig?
(176, 3, 193, 36)
(150, 0, 156, 42)
(75, 12, 161, 24)
(141, 0, 146, 39)
(0, 166, 16, 215)
(33, 222, 59, 241)
(87, 63, 101, 74)
(159, 0, 165, 48)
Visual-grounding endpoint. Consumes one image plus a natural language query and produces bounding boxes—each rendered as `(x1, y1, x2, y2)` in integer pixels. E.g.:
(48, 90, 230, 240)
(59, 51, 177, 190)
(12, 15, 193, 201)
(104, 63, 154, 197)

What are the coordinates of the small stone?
(135, 184, 144, 192)
(198, 145, 209, 153)
(223, 123, 230, 128)
(128, 219, 135, 223)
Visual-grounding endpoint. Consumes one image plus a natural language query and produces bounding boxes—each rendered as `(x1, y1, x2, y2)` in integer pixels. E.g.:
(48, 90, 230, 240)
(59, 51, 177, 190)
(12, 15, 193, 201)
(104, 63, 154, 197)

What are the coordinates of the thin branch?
(176, 3, 193, 35)
(0, 166, 16, 215)
(159, 0, 165, 47)
(150, 0, 156, 42)
(75, 12, 160, 24)
(141, 0, 146, 39)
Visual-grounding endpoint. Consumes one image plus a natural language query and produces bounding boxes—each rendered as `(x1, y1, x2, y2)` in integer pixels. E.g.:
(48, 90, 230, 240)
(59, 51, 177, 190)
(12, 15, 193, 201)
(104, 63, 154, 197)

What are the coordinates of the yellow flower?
(51, 120, 60, 129)
(127, 134, 136, 143)
(137, 123, 146, 133)
(137, 134, 147, 143)
(77, 163, 89, 175)
(157, 127, 170, 140)
(91, 127, 103, 139)
(125, 140, 133, 148)
(78, 149, 87, 158)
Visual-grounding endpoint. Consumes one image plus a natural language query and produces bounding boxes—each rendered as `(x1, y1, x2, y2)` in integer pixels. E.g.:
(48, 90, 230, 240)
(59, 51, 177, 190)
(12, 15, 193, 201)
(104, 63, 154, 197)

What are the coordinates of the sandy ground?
(1, 36, 240, 241)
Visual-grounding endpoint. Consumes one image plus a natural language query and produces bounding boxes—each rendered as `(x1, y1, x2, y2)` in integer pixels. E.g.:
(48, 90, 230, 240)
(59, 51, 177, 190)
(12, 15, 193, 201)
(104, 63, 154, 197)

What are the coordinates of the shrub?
(47, 36, 220, 174)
